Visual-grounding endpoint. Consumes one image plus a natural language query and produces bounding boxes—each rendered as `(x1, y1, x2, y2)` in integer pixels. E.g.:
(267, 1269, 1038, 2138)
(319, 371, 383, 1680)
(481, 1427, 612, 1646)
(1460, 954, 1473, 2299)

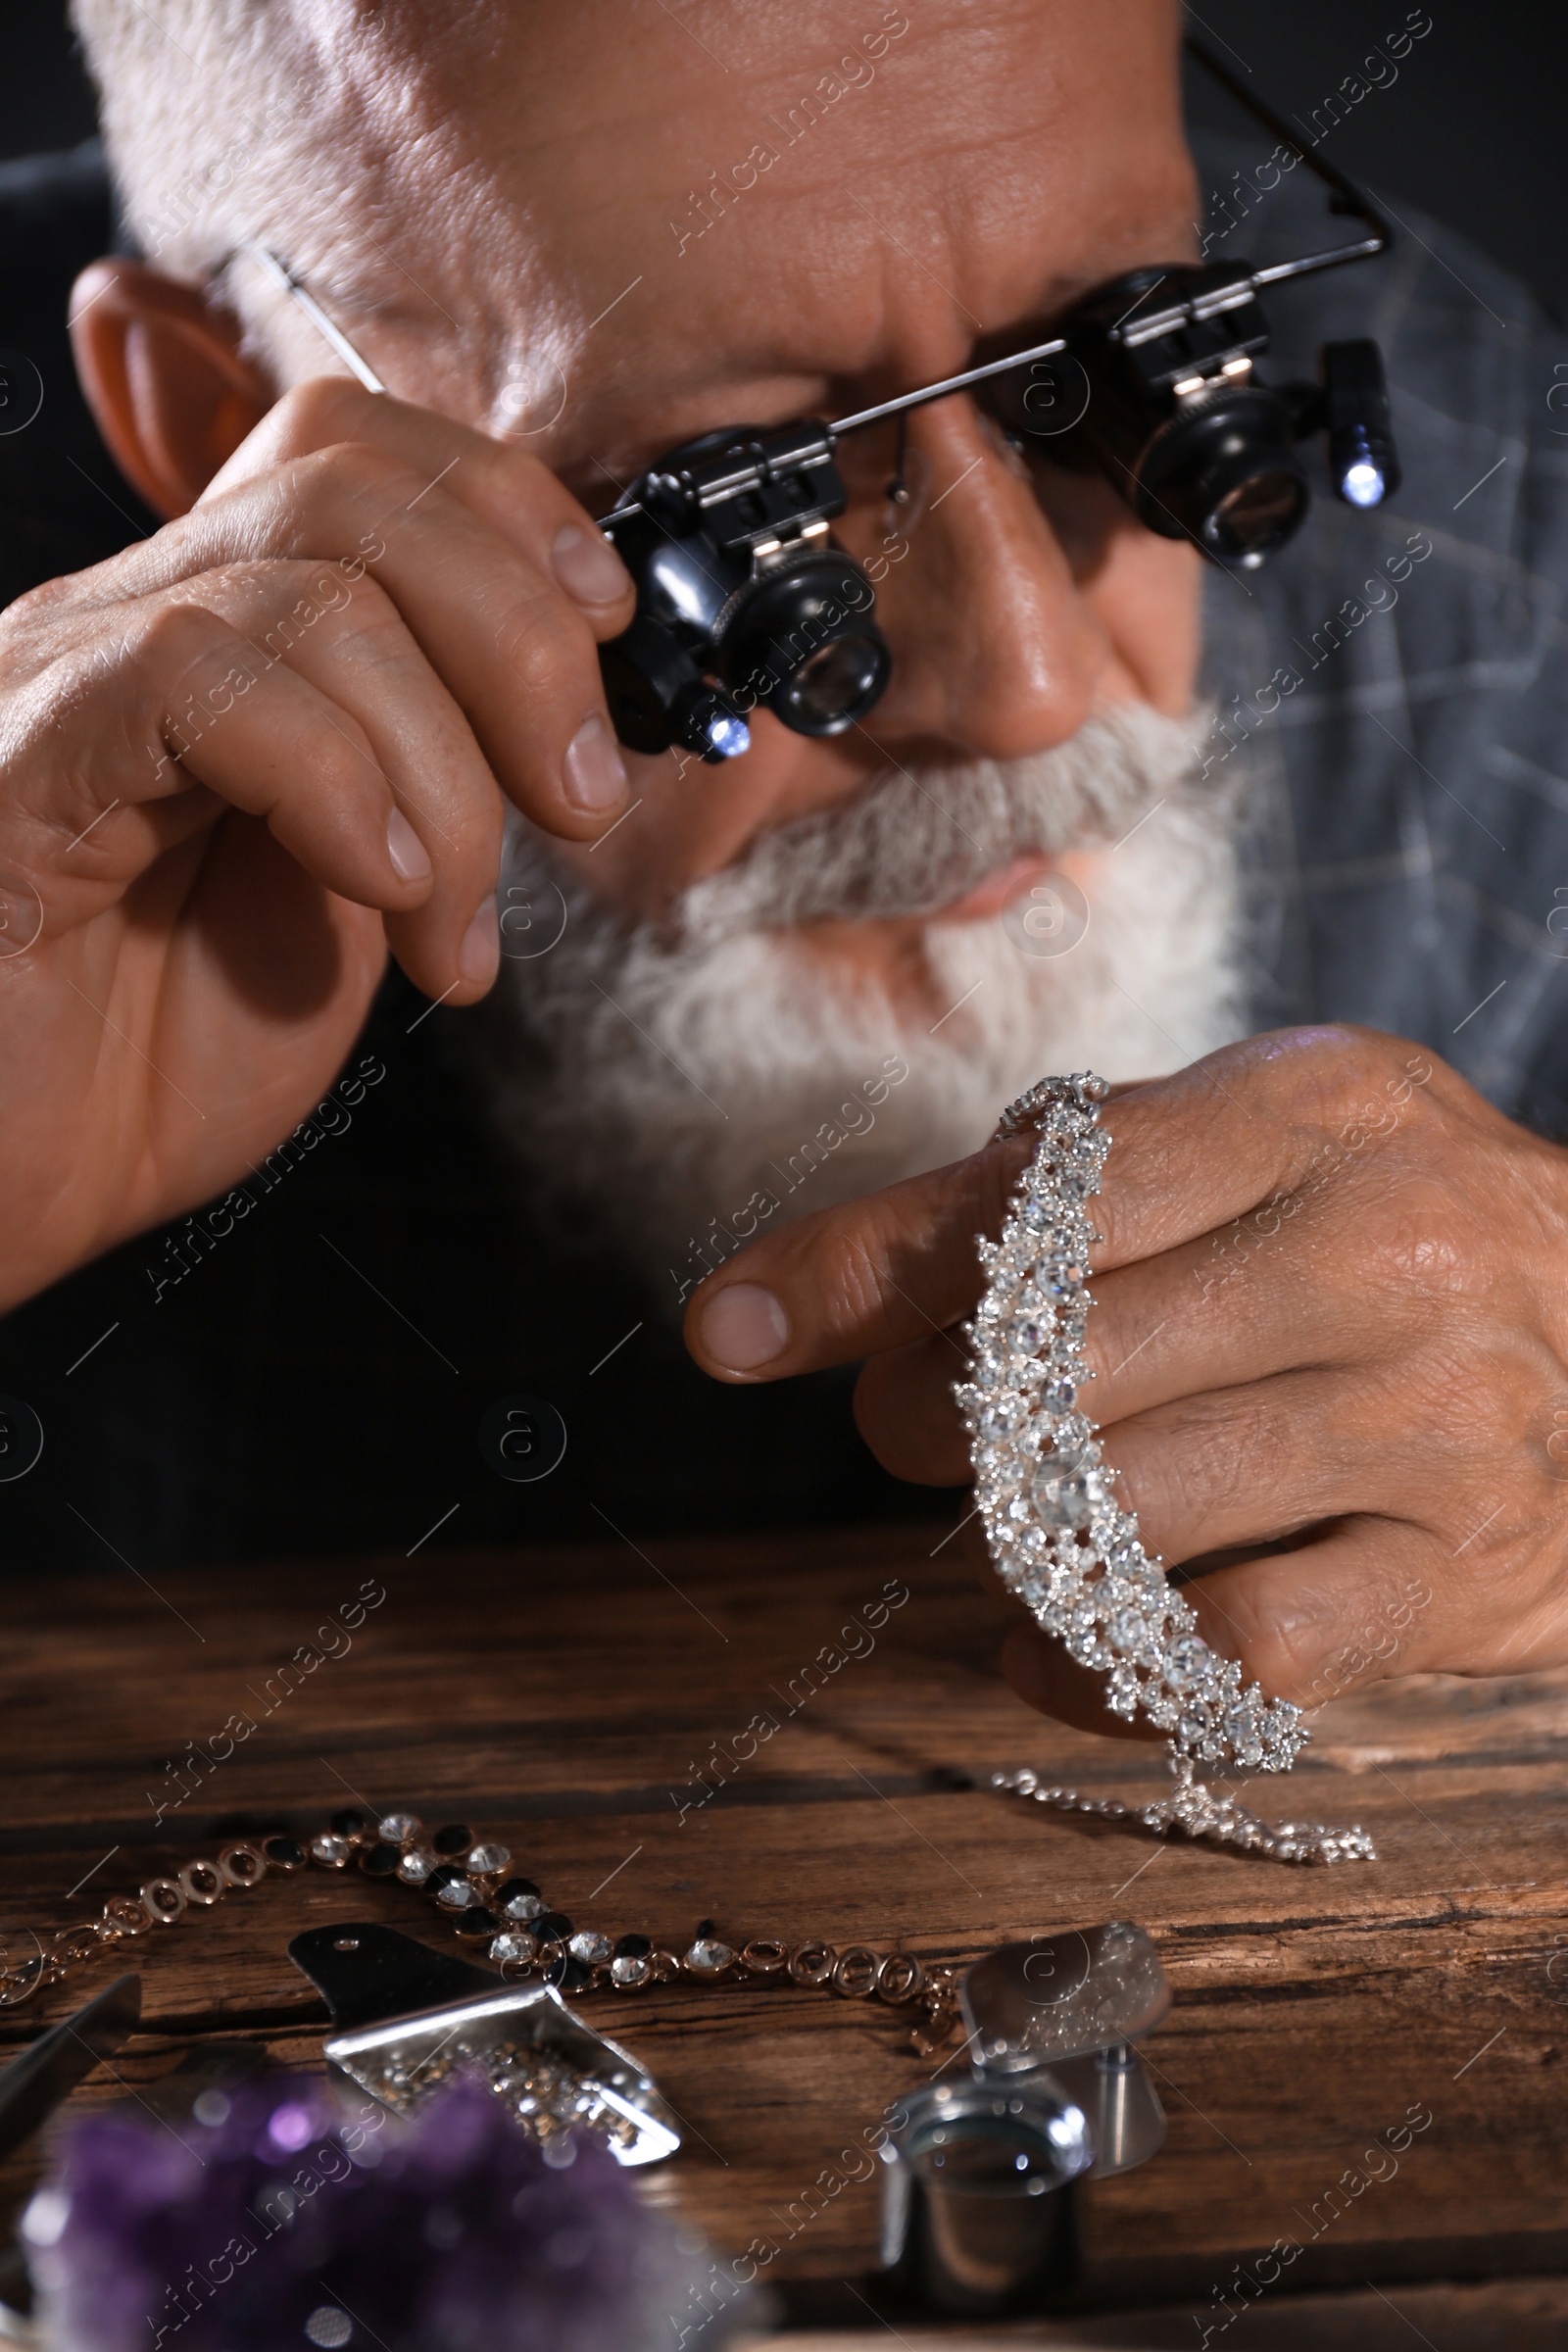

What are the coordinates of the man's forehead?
(319, 0, 1193, 475)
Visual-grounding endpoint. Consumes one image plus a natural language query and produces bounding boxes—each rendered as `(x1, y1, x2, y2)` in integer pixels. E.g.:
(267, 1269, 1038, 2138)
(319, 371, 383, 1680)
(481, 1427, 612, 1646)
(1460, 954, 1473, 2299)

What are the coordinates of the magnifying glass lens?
(1207, 468, 1307, 560)
(782, 633, 889, 731)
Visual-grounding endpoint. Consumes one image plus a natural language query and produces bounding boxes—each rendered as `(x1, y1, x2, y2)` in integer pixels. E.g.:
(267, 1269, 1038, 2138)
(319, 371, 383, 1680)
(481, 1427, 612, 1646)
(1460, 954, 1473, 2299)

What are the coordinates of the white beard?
(471, 704, 1248, 1307)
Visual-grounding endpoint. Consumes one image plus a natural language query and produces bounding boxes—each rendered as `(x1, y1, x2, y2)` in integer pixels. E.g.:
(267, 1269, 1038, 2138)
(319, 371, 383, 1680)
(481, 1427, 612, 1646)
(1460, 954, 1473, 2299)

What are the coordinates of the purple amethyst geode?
(24, 2072, 737, 2352)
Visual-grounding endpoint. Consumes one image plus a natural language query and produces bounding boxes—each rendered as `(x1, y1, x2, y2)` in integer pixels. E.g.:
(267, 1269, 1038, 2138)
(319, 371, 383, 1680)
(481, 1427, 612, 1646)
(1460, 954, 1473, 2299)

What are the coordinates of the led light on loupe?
(1340, 457, 1387, 508)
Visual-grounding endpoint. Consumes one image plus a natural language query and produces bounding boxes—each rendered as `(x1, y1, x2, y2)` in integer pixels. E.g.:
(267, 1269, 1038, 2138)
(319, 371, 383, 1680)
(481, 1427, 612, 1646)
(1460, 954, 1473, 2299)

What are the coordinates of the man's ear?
(69, 259, 273, 519)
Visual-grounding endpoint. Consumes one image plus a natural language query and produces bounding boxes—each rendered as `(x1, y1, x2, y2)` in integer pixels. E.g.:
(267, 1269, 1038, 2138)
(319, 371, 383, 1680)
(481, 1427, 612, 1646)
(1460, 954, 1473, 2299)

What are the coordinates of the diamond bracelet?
(955, 1073, 1374, 1868)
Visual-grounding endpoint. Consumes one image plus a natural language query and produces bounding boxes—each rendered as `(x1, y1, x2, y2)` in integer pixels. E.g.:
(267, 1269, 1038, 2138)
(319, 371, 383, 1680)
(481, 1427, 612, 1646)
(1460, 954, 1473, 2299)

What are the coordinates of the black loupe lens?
(718, 550, 891, 738)
(1137, 387, 1310, 567)
(780, 631, 891, 733)
(1206, 466, 1308, 561)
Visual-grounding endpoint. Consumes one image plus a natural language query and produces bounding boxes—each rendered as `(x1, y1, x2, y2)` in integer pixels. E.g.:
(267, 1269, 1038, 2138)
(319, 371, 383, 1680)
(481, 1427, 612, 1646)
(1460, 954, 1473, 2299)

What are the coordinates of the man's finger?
(103, 442, 630, 845)
(1178, 1519, 1453, 1706)
(854, 1332, 972, 1483)
(204, 378, 637, 635)
(1001, 1519, 1447, 1729)
(1089, 1028, 1446, 1271)
(685, 1133, 1034, 1379)
(1000, 1621, 1163, 1744)
(1101, 1366, 1432, 1568)
(183, 562, 504, 1003)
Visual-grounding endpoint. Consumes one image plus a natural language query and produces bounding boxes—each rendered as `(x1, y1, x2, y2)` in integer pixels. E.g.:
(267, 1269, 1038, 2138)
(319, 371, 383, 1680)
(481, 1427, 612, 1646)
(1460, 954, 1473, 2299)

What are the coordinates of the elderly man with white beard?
(3, 0, 1568, 1735)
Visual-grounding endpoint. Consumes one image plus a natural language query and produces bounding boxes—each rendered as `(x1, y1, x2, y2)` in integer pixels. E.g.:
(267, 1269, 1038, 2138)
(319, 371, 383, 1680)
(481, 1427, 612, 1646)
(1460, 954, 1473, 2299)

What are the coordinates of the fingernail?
(459, 895, 500, 987)
(385, 806, 431, 883)
(563, 713, 628, 812)
(700, 1283, 791, 1372)
(552, 522, 631, 608)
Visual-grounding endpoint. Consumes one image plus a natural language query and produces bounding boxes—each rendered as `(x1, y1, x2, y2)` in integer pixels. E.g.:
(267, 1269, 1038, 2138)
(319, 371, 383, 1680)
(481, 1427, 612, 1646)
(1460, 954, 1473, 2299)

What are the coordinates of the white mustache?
(679, 702, 1216, 942)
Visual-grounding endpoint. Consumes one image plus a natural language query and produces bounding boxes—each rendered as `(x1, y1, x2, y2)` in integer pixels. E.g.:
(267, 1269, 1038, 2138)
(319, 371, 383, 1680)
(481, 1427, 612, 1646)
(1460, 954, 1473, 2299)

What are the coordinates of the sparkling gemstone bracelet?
(957, 1072, 1375, 1870)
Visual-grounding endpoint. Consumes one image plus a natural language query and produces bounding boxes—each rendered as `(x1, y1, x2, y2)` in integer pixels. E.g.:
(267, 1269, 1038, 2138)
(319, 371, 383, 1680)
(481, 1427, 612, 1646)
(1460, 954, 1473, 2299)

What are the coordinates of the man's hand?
(684, 1029, 1568, 1728)
(0, 377, 634, 1311)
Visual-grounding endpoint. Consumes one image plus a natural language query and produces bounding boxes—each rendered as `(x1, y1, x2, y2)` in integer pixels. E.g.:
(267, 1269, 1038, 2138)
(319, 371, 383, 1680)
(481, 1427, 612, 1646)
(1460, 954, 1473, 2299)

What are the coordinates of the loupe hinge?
(750, 518, 832, 573)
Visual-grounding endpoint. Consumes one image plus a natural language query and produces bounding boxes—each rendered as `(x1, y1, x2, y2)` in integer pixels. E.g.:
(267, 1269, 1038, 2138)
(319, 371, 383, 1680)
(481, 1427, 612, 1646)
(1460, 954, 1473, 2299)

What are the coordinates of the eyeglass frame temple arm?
(238, 243, 388, 395)
(1181, 33, 1395, 279)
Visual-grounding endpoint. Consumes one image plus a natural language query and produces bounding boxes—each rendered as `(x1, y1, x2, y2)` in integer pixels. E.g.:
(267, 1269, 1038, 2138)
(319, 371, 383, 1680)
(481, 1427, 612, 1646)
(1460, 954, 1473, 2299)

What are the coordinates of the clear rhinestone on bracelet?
(956, 1072, 1374, 1868)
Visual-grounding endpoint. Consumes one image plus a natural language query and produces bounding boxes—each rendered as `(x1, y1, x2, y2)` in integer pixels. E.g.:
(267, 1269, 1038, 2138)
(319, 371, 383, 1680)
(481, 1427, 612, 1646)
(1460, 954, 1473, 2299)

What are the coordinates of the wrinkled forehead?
(284, 0, 1195, 489)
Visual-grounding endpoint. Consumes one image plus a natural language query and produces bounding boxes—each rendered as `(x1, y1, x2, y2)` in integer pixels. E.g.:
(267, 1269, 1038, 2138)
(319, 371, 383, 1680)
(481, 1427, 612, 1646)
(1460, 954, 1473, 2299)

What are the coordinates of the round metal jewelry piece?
(568, 1931, 612, 1965)
(396, 1849, 436, 1886)
(875, 1952, 925, 2004)
(788, 1941, 837, 1987)
(263, 1837, 307, 1872)
(958, 1071, 1374, 1869)
(178, 1861, 225, 1907)
(102, 1894, 152, 1937)
(140, 1877, 185, 1924)
(218, 1842, 267, 1887)
(378, 1812, 421, 1844)
(435, 1878, 476, 1911)
(309, 1835, 353, 1869)
(832, 1946, 881, 1998)
(611, 1953, 653, 1987)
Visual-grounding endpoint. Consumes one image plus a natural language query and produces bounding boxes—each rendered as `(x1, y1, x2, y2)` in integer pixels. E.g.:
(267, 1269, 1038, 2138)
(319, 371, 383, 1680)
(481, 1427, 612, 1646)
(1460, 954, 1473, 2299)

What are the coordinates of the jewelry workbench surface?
(2, 1524, 1565, 2328)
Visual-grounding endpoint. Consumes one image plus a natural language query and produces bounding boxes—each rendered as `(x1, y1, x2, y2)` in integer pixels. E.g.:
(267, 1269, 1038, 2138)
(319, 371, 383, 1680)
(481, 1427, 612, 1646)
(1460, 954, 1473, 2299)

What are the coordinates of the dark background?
(4, 1, 1564, 319)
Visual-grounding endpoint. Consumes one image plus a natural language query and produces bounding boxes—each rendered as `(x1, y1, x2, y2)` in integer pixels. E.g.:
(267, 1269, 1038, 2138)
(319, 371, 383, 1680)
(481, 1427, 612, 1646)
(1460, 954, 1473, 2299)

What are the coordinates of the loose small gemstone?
(432, 1824, 472, 1856)
(435, 1878, 476, 1910)
(263, 1837, 307, 1870)
(466, 1843, 511, 1875)
(567, 1931, 612, 1964)
(1178, 1710, 1208, 1746)
(309, 1835, 352, 1869)
(611, 1954, 653, 1987)
(490, 1931, 536, 1965)
(499, 1881, 545, 1922)
(685, 1937, 735, 1974)
(396, 1850, 435, 1885)
(378, 1812, 421, 1845)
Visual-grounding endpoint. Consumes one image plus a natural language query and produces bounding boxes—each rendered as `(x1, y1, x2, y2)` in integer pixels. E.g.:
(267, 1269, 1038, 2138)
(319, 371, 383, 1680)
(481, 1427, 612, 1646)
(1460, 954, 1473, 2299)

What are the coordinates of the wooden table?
(3, 1526, 1567, 2339)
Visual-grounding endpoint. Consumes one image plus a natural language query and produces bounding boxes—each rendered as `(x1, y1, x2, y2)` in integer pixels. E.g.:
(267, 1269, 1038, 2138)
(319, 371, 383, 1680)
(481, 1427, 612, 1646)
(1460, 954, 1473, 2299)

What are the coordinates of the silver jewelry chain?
(956, 1073, 1375, 1868)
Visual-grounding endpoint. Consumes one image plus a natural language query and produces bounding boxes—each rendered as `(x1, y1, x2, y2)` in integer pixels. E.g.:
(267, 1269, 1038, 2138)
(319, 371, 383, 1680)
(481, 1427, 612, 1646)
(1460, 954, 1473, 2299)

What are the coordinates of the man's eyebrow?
(562, 276, 1106, 492)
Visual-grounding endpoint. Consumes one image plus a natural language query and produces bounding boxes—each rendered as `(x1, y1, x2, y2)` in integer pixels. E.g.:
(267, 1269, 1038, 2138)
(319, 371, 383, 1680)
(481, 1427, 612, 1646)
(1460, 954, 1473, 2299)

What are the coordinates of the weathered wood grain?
(2, 1528, 1566, 2327)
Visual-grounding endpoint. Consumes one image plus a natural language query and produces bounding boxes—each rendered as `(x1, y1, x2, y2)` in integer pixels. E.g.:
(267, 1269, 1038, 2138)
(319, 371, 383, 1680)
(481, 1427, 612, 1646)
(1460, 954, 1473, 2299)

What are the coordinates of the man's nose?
(863, 396, 1114, 760)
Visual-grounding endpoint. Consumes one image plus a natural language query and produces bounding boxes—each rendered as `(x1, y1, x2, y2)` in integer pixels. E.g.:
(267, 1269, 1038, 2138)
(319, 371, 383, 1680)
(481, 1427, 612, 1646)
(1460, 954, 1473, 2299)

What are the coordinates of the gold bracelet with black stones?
(1, 1806, 963, 2051)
